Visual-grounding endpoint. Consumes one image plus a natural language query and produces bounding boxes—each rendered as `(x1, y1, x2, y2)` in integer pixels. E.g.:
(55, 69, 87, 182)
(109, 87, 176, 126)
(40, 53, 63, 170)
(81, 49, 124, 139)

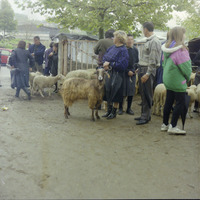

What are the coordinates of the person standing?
(192, 49, 200, 112)
(102, 31, 129, 120)
(135, 22, 162, 125)
(29, 36, 45, 73)
(10, 41, 34, 100)
(49, 43, 59, 93)
(94, 29, 115, 67)
(118, 34, 139, 115)
(161, 27, 192, 134)
(44, 42, 54, 76)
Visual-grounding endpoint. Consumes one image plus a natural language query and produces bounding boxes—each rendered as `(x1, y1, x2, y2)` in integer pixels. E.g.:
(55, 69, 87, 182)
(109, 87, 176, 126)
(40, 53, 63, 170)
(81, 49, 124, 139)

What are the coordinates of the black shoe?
(102, 105, 112, 117)
(136, 119, 149, 125)
(107, 108, 117, 120)
(126, 108, 134, 115)
(15, 95, 19, 98)
(118, 108, 123, 115)
(134, 117, 142, 120)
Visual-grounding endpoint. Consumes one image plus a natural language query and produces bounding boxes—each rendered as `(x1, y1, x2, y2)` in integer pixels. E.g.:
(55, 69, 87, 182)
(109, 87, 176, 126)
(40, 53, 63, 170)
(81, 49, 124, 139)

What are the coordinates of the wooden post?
(63, 41, 68, 75)
(81, 41, 83, 69)
(70, 40, 72, 72)
(58, 35, 63, 75)
(76, 41, 78, 70)
(86, 41, 89, 69)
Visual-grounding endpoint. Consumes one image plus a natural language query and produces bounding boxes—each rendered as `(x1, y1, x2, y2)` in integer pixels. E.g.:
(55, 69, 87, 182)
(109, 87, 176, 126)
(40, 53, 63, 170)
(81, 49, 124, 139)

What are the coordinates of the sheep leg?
(188, 104, 193, 118)
(91, 109, 95, 121)
(95, 104, 100, 120)
(39, 89, 45, 98)
(64, 105, 69, 119)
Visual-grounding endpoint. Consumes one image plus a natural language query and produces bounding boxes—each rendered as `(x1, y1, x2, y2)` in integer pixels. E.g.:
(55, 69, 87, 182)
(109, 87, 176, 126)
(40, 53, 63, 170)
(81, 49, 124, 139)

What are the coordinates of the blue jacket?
(29, 43, 45, 65)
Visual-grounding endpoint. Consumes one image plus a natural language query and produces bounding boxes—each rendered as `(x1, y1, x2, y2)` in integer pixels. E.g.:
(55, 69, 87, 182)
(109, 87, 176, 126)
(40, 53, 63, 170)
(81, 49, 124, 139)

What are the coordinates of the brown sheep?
(61, 68, 106, 121)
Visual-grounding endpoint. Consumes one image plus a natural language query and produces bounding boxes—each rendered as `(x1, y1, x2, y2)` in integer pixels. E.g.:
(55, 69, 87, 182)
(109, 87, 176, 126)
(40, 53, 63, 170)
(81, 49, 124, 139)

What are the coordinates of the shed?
(53, 33, 98, 75)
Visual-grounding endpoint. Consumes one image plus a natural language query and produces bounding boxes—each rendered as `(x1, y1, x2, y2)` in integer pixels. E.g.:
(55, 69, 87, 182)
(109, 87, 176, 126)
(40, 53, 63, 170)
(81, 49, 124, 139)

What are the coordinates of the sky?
(8, 0, 188, 28)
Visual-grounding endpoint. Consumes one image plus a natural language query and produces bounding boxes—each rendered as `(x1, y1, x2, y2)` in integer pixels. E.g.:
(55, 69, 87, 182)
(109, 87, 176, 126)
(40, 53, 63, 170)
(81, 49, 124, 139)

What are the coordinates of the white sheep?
(189, 72, 196, 86)
(152, 83, 166, 116)
(33, 74, 63, 98)
(196, 84, 200, 115)
(65, 69, 96, 80)
(186, 85, 197, 118)
(29, 72, 42, 95)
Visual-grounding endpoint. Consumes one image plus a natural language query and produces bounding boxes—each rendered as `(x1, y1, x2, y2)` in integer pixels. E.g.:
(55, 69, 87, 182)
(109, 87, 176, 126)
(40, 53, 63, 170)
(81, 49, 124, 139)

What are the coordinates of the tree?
(15, 0, 195, 39)
(0, 0, 17, 37)
(182, 0, 200, 39)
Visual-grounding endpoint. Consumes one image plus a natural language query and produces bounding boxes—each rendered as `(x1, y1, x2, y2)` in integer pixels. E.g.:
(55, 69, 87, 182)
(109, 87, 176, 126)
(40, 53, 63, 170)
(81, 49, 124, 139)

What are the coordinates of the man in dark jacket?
(118, 34, 139, 115)
(29, 36, 45, 73)
(193, 49, 200, 112)
(94, 29, 115, 67)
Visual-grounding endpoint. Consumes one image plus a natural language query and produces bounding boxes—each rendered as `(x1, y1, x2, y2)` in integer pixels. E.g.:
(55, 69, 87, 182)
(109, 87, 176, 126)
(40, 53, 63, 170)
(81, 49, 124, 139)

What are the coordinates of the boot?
(102, 105, 112, 117)
(107, 107, 117, 120)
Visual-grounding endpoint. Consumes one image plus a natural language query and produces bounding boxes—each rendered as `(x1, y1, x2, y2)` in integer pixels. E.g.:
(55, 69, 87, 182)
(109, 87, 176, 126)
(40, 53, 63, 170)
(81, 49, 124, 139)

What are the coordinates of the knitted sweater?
(162, 44, 192, 92)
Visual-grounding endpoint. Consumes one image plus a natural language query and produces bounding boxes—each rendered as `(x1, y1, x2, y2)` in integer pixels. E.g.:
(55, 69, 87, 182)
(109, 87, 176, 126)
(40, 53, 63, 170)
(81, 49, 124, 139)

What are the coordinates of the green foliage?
(0, 0, 17, 36)
(15, 0, 195, 39)
(0, 38, 30, 49)
(182, 0, 200, 40)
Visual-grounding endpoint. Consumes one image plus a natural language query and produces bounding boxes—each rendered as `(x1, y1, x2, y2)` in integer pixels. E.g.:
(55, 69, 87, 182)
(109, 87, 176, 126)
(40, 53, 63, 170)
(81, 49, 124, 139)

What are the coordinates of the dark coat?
(123, 46, 139, 96)
(49, 52, 58, 76)
(29, 43, 45, 65)
(103, 45, 129, 103)
(10, 48, 34, 88)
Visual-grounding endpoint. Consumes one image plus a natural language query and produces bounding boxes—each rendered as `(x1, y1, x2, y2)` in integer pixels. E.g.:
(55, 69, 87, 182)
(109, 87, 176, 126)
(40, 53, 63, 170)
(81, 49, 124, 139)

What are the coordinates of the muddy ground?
(0, 67, 200, 199)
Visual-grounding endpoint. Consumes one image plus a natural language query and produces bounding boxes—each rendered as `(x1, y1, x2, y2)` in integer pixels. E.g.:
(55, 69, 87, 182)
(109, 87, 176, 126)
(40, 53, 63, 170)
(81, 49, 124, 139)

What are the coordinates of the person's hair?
(17, 41, 26, 49)
(105, 29, 115, 38)
(53, 43, 58, 48)
(114, 30, 127, 44)
(127, 33, 134, 37)
(165, 26, 187, 49)
(143, 22, 154, 32)
(34, 36, 40, 40)
(50, 42, 54, 48)
(167, 31, 170, 41)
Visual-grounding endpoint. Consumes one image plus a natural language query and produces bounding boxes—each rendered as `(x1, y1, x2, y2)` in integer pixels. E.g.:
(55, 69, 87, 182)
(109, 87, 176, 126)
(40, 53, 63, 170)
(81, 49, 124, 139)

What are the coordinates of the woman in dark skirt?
(49, 43, 59, 92)
(119, 34, 139, 115)
(102, 30, 129, 119)
(10, 41, 34, 100)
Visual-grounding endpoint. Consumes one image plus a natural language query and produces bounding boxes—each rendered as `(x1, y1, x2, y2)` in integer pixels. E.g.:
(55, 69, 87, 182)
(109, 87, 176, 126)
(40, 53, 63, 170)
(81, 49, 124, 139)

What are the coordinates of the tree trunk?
(99, 27, 104, 40)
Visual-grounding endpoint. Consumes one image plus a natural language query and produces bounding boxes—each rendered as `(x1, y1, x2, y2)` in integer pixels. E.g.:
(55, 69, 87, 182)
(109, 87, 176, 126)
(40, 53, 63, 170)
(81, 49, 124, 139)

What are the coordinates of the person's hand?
(31, 53, 34, 57)
(128, 71, 134, 77)
(103, 61, 110, 70)
(141, 74, 149, 83)
(49, 52, 53, 57)
(11, 65, 14, 69)
(29, 68, 32, 72)
(135, 69, 139, 73)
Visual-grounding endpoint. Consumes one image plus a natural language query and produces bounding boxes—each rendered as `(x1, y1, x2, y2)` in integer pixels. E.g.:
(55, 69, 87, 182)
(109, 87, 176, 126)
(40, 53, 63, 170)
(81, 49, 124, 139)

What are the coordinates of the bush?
(0, 38, 31, 50)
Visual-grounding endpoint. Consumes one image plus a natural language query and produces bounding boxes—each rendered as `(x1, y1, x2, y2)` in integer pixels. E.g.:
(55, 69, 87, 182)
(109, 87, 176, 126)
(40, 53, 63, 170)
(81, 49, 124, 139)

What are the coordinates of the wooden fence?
(58, 38, 98, 75)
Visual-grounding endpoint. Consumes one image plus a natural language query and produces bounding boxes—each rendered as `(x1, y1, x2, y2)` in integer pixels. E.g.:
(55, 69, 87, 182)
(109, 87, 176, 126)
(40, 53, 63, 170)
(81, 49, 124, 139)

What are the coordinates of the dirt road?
(0, 67, 199, 199)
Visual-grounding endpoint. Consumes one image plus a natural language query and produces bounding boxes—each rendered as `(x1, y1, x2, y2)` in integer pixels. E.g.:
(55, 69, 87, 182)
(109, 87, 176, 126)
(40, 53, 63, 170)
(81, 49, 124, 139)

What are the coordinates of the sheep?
(65, 69, 96, 80)
(196, 84, 200, 115)
(29, 72, 42, 95)
(188, 72, 196, 86)
(33, 74, 63, 98)
(186, 85, 197, 118)
(152, 83, 166, 116)
(61, 68, 106, 121)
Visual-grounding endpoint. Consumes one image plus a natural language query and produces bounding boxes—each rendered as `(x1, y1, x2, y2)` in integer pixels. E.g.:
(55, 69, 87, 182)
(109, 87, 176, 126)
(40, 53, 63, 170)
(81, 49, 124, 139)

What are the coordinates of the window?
(1, 50, 11, 56)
